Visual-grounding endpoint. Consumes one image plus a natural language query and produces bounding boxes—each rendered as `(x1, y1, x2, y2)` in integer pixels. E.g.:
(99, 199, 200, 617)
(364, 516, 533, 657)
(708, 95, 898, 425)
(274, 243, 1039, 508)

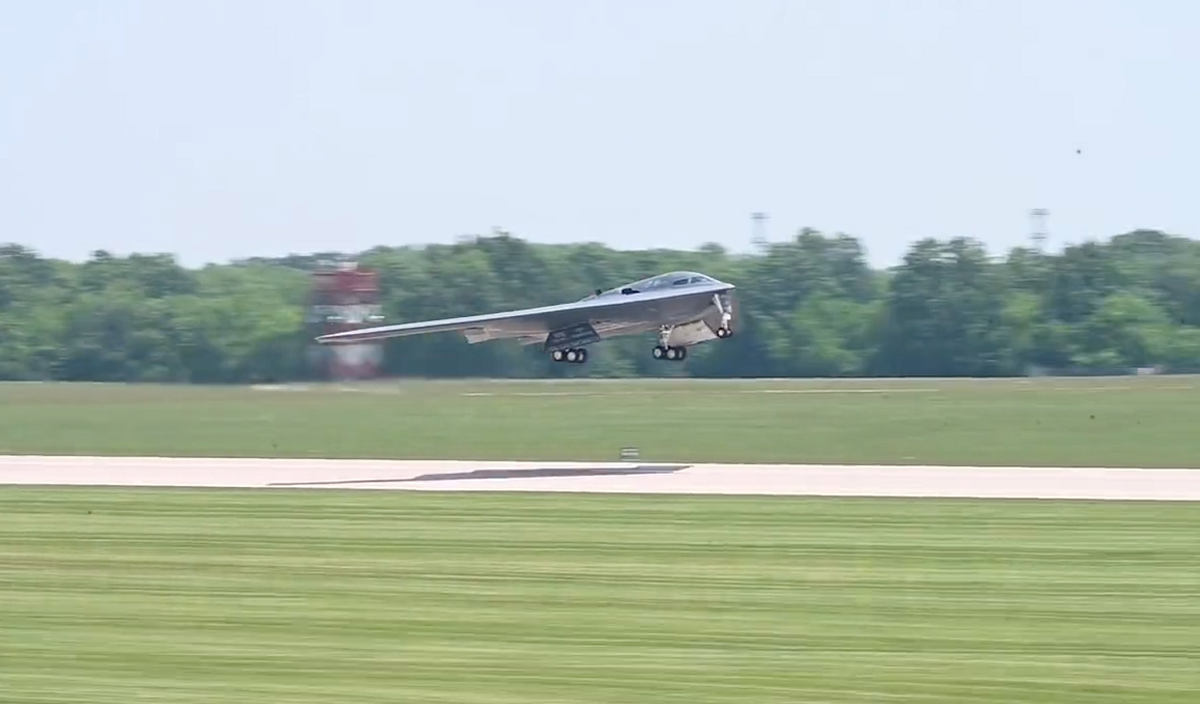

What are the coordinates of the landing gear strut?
(713, 293, 734, 338)
(551, 348, 588, 364)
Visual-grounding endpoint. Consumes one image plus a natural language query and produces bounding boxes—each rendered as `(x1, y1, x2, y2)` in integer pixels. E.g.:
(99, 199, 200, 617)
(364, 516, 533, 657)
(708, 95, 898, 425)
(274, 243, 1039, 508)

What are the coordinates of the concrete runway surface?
(1, 455, 1199, 500)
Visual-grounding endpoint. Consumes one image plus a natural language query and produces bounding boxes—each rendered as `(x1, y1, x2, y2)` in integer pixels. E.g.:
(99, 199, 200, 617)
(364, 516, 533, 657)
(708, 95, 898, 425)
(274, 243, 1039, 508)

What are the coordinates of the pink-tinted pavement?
(1, 455, 1199, 500)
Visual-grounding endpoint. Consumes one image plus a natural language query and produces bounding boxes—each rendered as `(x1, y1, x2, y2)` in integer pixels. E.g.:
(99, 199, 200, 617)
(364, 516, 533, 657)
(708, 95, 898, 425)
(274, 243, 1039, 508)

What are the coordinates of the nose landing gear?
(713, 293, 734, 339)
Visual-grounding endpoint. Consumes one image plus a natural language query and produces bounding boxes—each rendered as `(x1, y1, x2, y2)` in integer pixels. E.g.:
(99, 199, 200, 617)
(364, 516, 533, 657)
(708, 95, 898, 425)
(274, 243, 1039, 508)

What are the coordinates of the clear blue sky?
(3, 0, 1197, 269)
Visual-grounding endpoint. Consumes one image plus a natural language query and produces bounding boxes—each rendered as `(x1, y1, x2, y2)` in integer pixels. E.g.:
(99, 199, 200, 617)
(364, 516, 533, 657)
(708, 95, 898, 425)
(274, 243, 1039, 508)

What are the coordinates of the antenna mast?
(1029, 208, 1049, 251)
(750, 211, 769, 249)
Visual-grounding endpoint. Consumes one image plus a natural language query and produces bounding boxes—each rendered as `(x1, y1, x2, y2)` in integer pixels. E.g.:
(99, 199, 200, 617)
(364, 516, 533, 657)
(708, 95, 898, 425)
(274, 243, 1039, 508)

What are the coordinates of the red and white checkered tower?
(308, 260, 385, 380)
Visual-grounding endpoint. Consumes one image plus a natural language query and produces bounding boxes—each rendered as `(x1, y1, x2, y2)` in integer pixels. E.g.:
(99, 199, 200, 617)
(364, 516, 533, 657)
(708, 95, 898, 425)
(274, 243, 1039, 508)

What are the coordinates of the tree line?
(1, 227, 1199, 382)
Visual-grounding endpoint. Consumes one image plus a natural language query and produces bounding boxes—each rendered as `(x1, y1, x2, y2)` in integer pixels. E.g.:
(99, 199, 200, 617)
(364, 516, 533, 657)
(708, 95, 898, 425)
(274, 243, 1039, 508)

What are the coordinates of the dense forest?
(2, 227, 1199, 382)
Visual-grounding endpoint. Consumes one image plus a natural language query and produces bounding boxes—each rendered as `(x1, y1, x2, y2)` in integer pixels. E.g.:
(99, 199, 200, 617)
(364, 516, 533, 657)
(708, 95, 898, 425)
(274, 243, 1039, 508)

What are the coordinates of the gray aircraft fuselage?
(316, 270, 737, 364)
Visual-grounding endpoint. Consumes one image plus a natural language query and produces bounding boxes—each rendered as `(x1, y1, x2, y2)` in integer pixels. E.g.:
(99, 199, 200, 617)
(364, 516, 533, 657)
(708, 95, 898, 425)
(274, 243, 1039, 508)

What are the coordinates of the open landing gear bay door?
(543, 322, 601, 352)
(665, 291, 737, 348)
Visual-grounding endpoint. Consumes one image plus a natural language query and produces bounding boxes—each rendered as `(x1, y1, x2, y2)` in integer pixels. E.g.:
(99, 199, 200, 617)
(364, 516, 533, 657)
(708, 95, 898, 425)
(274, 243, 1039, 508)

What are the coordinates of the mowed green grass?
(2, 488, 1198, 703)
(0, 376, 1198, 466)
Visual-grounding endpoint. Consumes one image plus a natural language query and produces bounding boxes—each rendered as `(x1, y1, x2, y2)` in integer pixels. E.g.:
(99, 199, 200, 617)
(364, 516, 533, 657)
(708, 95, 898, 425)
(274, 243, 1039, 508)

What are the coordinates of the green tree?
(2, 227, 1200, 381)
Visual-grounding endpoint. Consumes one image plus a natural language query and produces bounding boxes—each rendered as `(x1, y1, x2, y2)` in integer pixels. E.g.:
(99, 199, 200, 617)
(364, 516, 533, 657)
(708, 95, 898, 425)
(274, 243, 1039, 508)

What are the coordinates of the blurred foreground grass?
(2, 488, 1199, 703)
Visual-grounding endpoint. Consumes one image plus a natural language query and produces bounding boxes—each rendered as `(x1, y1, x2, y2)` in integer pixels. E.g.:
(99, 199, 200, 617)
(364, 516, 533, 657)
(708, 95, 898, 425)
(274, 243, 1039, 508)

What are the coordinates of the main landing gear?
(653, 325, 686, 362)
(551, 348, 588, 364)
(652, 345, 687, 361)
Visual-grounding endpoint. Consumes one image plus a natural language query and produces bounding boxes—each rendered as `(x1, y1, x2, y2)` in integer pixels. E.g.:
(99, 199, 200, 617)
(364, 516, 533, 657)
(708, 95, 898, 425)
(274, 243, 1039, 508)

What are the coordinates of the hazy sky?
(3, 0, 1197, 268)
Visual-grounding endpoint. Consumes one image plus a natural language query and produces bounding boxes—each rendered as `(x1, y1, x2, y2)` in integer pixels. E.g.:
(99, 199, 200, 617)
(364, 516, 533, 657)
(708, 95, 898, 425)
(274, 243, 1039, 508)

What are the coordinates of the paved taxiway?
(1, 455, 1199, 500)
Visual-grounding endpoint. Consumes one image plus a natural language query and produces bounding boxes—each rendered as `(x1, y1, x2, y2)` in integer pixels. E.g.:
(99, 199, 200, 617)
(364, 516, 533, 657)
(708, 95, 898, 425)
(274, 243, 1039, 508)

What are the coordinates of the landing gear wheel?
(654, 345, 687, 361)
(553, 348, 588, 364)
(716, 326, 733, 339)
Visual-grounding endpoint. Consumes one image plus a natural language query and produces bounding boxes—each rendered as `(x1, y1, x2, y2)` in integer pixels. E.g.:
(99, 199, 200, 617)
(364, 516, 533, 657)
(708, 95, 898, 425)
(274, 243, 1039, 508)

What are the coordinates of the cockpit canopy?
(591, 271, 720, 298)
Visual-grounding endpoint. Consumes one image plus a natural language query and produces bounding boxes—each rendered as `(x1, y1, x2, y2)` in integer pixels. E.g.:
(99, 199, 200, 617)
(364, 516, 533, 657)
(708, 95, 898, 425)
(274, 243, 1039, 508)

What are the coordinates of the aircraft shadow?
(269, 464, 691, 487)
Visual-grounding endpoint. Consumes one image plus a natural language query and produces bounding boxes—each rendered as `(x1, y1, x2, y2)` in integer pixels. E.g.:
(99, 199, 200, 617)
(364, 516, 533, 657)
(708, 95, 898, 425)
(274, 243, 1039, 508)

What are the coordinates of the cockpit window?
(643, 271, 711, 288)
(597, 271, 716, 297)
(669, 272, 713, 285)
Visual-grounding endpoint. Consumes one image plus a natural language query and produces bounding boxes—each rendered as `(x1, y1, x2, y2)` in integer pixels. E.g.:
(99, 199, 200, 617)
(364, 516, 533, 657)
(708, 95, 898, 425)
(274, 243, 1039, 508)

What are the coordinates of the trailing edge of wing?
(314, 281, 733, 344)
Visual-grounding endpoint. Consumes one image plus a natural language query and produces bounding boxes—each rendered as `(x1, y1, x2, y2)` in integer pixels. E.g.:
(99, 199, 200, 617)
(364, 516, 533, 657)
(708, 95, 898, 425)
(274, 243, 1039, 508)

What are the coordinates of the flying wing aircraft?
(315, 270, 737, 364)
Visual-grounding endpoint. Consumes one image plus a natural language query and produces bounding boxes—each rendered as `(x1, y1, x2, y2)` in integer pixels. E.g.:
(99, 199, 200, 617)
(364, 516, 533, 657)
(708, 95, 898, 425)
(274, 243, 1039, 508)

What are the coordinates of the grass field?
(2, 488, 1198, 703)
(1, 376, 1197, 466)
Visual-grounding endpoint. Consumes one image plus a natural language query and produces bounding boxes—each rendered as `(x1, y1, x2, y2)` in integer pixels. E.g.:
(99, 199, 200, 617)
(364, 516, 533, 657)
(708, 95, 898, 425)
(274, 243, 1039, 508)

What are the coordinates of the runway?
(1, 455, 1199, 500)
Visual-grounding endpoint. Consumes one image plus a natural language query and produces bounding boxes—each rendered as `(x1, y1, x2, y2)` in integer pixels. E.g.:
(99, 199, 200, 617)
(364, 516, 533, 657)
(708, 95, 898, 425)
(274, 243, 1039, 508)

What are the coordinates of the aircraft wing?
(315, 281, 733, 347)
